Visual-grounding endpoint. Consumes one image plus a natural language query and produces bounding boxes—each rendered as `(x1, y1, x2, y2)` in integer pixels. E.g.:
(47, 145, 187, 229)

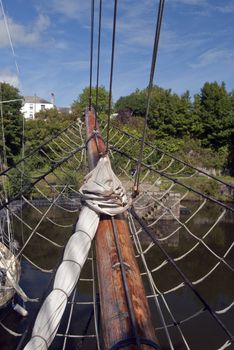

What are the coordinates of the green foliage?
(179, 176, 221, 200)
(8, 167, 31, 197)
(35, 108, 75, 124)
(177, 138, 228, 170)
(115, 86, 194, 139)
(114, 82, 234, 175)
(1, 79, 233, 203)
(226, 133, 234, 176)
(115, 88, 146, 116)
(0, 82, 24, 165)
(25, 108, 76, 169)
(72, 86, 110, 115)
(195, 82, 233, 148)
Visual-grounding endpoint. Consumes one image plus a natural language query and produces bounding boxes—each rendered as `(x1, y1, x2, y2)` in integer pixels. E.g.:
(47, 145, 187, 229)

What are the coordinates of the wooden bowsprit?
(85, 108, 159, 350)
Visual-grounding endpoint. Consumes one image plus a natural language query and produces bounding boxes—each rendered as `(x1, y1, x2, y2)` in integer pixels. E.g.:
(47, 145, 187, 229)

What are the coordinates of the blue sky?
(0, 0, 233, 107)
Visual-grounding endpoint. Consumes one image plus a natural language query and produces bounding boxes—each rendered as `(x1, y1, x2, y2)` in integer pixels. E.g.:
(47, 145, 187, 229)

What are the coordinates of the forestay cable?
(89, 0, 95, 110)
(134, 0, 165, 194)
(106, 0, 118, 152)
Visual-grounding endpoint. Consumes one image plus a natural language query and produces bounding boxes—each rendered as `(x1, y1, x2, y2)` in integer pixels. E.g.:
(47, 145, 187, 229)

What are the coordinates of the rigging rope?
(89, 0, 95, 110)
(111, 146, 234, 213)
(0, 0, 20, 75)
(0, 121, 78, 177)
(95, 0, 102, 114)
(130, 207, 234, 343)
(23, 156, 131, 350)
(0, 145, 85, 211)
(0, 82, 14, 251)
(0, 0, 233, 345)
(106, 0, 118, 152)
(134, 0, 165, 195)
(129, 214, 188, 350)
(111, 216, 141, 350)
(106, 122, 234, 191)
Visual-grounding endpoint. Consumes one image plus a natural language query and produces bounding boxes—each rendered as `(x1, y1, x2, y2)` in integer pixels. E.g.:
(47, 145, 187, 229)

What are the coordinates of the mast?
(85, 108, 159, 350)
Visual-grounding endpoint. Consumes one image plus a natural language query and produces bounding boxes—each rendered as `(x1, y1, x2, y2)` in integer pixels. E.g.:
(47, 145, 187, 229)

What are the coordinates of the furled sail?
(24, 156, 130, 350)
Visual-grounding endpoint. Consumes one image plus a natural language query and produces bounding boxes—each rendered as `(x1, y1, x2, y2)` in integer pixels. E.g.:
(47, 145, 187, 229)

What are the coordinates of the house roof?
(24, 96, 52, 104)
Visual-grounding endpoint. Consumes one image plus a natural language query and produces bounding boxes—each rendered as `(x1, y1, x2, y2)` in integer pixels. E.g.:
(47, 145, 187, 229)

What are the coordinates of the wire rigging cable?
(111, 146, 234, 213)
(0, 121, 78, 177)
(134, 0, 165, 194)
(1, 1, 234, 348)
(130, 208, 234, 343)
(111, 216, 141, 350)
(107, 123, 234, 191)
(106, 0, 118, 152)
(0, 144, 85, 212)
(1, 116, 234, 349)
(95, 0, 102, 112)
(89, 0, 95, 110)
(0, 0, 20, 75)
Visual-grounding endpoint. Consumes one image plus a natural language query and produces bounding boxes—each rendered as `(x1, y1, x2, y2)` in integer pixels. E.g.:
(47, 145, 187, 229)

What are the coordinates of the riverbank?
(173, 175, 234, 201)
(27, 174, 234, 203)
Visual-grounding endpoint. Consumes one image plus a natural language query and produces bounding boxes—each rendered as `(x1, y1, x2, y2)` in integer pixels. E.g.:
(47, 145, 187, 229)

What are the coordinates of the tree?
(226, 133, 234, 175)
(0, 82, 23, 165)
(226, 90, 234, 174)
(25, 108, 76, 169)
(35, 107, 75, 122)
(72, 86, 110, 115)
(115, 88, 146, 116)
(197, 82, 232, 149)
(115, 86, 193, 139)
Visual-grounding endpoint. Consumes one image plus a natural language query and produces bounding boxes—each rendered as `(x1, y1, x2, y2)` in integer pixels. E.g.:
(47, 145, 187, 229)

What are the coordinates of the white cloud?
(51, 39, 68, 50)
(34, 14, 50, 32)
(102, 1, 209, 54)
(168, 0, 234, 15)
(215, 4, 234, 14)
(190, 48, 234, 68)
(0, 13, 50, 48)
(175, 0, 207, 4)
(160, 30, 210, 53)
(101, 1, 157, 51)
(50, 0, 90, 19)
(0, 70, 20, 87)
(62, 60, 89, 70)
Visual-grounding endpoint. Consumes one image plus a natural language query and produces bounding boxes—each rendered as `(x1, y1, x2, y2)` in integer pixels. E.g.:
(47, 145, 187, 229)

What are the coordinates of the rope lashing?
(85, 129, 106, 156)
(79, 156, 131, 215)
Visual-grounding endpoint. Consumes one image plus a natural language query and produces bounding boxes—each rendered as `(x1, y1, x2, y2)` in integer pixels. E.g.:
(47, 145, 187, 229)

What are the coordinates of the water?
(0, 201, 234, 349)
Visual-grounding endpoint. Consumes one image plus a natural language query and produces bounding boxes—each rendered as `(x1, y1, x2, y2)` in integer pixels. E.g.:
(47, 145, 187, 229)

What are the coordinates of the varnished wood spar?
(85, 109, 158, 350)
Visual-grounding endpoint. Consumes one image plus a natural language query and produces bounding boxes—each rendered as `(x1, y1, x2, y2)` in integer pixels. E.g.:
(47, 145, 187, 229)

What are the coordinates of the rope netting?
(0, 119, 103, 349)
(0, 119, 233, 350)
(101, 121, 234, 350)
(0, 0, 233, 348)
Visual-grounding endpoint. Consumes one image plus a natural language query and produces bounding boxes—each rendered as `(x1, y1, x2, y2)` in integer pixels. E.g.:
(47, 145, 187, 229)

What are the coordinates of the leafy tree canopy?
(72, 86, 110, 115)
(24, 108, 76, 169)
(115, 86, 193, 138)
(0, 82, 23, 165)
(195, 81, 233, 149)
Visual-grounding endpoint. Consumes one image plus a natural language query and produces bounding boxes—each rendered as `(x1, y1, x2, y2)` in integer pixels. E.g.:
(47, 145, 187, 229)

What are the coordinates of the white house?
(21, 95, 54, 119)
